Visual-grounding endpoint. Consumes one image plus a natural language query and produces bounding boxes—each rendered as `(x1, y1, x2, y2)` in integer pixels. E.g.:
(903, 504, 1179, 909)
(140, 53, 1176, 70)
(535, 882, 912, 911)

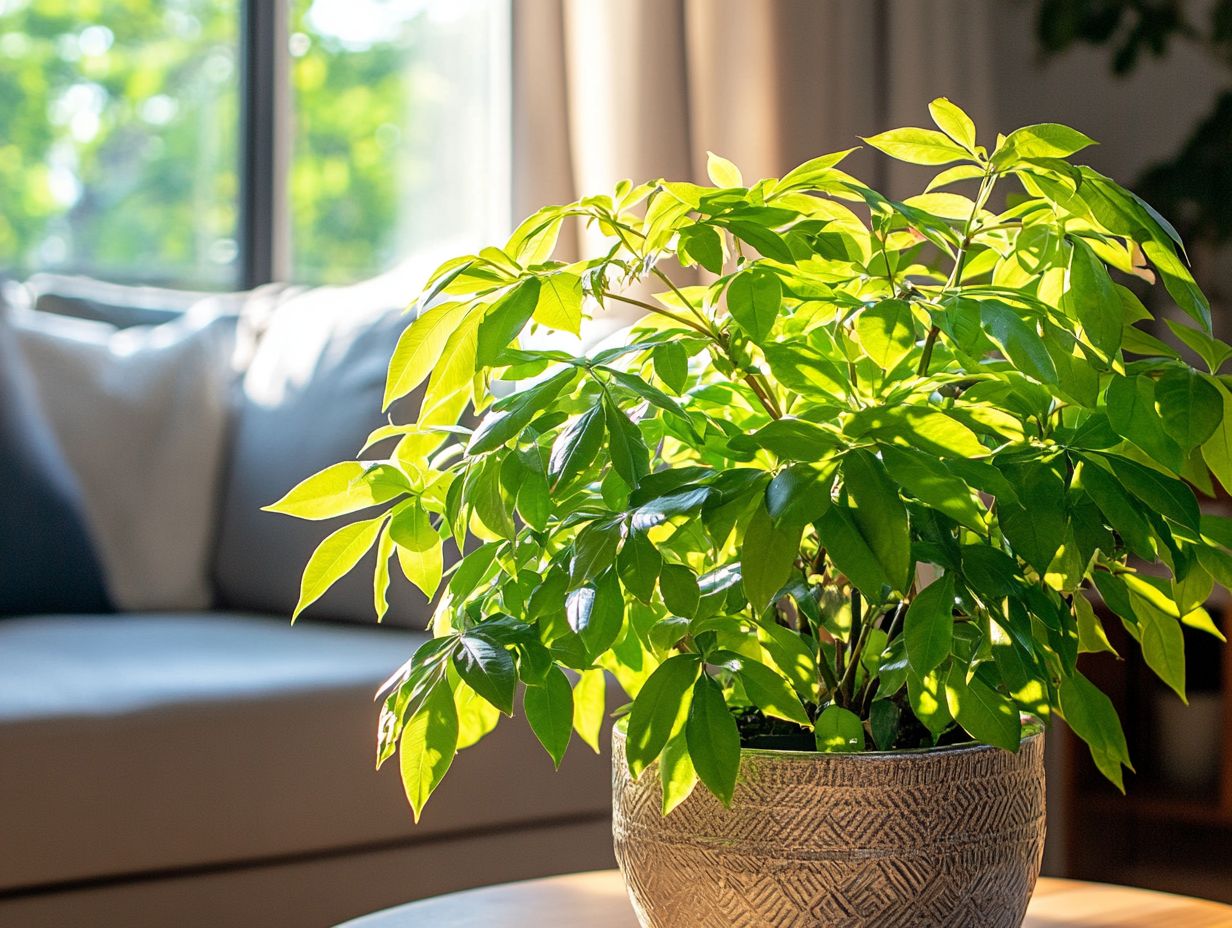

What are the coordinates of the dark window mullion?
(240, 0, 290, 288)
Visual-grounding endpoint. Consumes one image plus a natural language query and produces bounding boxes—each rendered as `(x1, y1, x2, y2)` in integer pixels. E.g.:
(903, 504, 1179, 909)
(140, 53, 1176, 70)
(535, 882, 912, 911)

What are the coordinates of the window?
(0, 0, 510, 289)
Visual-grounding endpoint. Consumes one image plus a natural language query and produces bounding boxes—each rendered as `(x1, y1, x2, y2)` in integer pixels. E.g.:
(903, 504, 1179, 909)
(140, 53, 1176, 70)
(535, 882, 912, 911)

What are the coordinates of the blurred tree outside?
(0, 0, 508, 289)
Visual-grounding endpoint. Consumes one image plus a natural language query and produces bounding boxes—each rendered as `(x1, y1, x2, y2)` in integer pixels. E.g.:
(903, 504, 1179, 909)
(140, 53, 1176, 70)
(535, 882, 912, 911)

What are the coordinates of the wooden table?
(338, 871, 1232, 927)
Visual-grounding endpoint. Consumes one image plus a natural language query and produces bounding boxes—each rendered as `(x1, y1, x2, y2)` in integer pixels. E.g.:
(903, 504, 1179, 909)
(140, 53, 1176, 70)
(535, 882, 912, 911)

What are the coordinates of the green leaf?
(420, 307, 482, 425)
(855, 299, 916, 371)
(455, 633, 517, 715)
(1077, 461, 1153, 558)
(726, 267, 782, 345)
(928, 97, 977, 150)
(373, 523, 394, 621)
(384, 301, 470, 409)
(604, 397, 650, 488)
(399, 680, 459, 822)
(524, 665, 574, 768)
(998, 465, 1066, 573)
(469, 367, 577, 454)
(660, 562, 701, 618)
(476, 278, 542, 367)
(944, 664, 1021, 751)
(678, 225, 724, 275)
(848, 405, 988, 459)
(389, 501, 438, 552)
(1103, 454, 1200, 530)
(727, 221, 794, 262)
(765, 461, 837, 527)
(549, 405, 605, 490)
(741, 503, 801, 613)
(980, 301, 1058, 384)
(879, 446, 985, 531)
(514, 448, 551, 532)
(1155, 368, 1222, 451)
(1166, 320, 1232, 373)
(1143, 238, 1211, 331)
(572, 668, 607, 753)
(731, 655, 812, 727)
(814, 505, 893, 601)
(997, 123, 1095, 162)
(294, 515, 386, 620)
(706, 150, 743, 187)
(842, 450, 912, 595)
(685, 675, 741, 804)
(533, 272, 582, 335)
(1059, 672, 1132, 792)
(1074, 593, 1118, 656)
(653, 342, 690, 394)
(815, 704, 864, 753)
(1202, 381, 1232, 494)
(1105, 375, 1182, 470)
(1063, 238, 1121, 359)
(659, 730, 699, 815)
(626, 654, 701, 778)
(904, 574, 956, 676)
(454, 680, 501, 750)
(265, 462, 403, 520)
(757, 622, 820, 703)
(618, 531, 662, 602)
(907, 668, 952, 738)
(862, 127, 970, 165)
(736, 418, 840, 460)
(579, 570, 626, 656)
(1126, 586, 1188, 702)
(396, 538, 443, 599)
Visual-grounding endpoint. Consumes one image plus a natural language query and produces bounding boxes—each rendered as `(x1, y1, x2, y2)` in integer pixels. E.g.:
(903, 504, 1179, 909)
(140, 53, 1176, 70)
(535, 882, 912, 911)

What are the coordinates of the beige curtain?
(514, 0, 998, 220)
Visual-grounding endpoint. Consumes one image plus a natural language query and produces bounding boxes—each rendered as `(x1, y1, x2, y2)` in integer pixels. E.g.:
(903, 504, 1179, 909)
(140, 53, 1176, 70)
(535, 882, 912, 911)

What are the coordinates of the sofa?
(0, 265, 619, 928)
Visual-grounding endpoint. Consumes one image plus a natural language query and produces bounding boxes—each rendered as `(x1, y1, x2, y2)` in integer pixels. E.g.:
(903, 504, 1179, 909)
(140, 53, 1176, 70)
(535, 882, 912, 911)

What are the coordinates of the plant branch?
(603, 292, 712, 337)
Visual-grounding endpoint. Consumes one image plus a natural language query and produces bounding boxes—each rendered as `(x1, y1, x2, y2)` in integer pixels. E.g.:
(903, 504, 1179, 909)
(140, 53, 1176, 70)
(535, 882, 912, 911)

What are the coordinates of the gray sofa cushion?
(0, 314, 111, 616)
(211, 271, 434, 625)
(0, 613, 612, 893)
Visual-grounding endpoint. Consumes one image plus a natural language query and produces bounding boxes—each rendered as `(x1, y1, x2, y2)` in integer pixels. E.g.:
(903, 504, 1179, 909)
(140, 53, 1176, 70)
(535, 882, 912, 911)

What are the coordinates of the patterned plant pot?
(612, 723, 1046, 928)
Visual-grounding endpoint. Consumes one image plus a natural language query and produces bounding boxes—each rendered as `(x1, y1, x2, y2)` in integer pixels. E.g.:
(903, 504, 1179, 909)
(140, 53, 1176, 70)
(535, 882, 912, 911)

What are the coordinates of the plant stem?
(603, 292, 712, 337)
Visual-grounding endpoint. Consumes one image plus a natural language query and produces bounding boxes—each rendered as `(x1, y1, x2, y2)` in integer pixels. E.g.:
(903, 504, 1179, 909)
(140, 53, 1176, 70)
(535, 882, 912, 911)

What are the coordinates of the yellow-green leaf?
(294, 515, 386, 620)
(264, 462, 396, 520)
(384, 301, 470, 410)
(928, 97, 977, 151)
(572, 668, 607, 753)
(534, 272, 583, 335)
(706, 151, 743, 188)
(399, 681, 458, 821)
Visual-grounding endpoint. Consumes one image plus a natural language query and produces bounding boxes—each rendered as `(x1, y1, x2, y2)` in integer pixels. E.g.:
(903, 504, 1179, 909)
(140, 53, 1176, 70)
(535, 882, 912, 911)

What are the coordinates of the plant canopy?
(271, 99, 1232, 816)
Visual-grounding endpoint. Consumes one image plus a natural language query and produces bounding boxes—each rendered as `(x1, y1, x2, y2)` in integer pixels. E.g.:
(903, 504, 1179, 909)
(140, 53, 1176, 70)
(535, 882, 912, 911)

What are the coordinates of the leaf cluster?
(271, 99, 1232, 813)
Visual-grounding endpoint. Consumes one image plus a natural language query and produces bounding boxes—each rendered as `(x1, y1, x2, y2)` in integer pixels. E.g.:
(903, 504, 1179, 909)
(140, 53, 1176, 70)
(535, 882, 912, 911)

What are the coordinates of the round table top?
(339, 871, 1232, 928)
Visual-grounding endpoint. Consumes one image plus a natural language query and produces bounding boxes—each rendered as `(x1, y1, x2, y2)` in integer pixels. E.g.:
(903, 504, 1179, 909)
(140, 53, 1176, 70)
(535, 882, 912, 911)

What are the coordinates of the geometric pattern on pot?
(613, 725, 1046, 928)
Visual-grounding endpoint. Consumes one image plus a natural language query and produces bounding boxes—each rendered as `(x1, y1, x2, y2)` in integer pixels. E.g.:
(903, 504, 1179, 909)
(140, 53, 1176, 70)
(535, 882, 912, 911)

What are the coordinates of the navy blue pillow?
(0, 316, 112, 616)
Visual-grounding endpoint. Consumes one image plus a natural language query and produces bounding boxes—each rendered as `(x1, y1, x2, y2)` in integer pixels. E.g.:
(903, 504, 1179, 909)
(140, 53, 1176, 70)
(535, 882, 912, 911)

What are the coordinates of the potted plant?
(269, 99, 1232, 927)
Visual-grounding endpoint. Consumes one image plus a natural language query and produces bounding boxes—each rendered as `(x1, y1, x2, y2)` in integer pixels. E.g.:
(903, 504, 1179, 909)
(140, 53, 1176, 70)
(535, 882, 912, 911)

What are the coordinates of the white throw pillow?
(9, 302, 240, 611)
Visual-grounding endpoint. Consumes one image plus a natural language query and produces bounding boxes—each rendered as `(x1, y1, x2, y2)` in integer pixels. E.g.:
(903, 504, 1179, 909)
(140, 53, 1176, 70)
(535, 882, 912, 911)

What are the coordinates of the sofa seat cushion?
(0, 613, 612, 893)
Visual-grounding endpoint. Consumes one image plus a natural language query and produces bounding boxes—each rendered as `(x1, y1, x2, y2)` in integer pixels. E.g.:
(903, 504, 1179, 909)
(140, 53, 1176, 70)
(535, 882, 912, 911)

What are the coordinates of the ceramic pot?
(612, 723, 1046, 928)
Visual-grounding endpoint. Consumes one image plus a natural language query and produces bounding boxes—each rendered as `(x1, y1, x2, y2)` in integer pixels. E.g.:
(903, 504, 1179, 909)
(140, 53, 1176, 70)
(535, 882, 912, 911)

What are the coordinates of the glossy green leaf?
(534, 272, 583, 335)
(904, 574, 956, 676)
(1063, 238, 1121, 359)
(660, 562, 702, 618)
(842, 450, 911, 595)
(928, 97, 977, 150)
(815, 705, 864, 752)
(605, 397, 650, 488)
(384, 301, 470, 409)
(863, 127, 970, 165)
(549, 405, 605, 490)
(653, 341, 691, 394)
(399, 680, 458, 822)
(732, 655, 812, 727)
(455, 633, 517, 715)
(524, 665, 574, 768)
(741, 503, 801, 613)
(294, 515, 386, 620)
(686, 675, 742, 804)
(880, 446, 985, 532)
(626, 654, 700, 778)
(856, 299, 916, 371)
(572, 668, 607, 753)
(265, 462, 400, 520)
(1105, 375, 1182, 470)
(1155, 368, 1222, 451)
(944, 664, 1021, 752)
(659, 730, 699, 815)
(476, 278, 542, 367)
(1059, 672, 1132, 792)
(726, 267, 782, 345)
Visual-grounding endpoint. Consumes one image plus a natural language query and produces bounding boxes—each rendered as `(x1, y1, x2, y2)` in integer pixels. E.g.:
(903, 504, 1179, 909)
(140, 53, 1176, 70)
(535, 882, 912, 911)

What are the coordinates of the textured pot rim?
(613, 716, 1044, 763)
